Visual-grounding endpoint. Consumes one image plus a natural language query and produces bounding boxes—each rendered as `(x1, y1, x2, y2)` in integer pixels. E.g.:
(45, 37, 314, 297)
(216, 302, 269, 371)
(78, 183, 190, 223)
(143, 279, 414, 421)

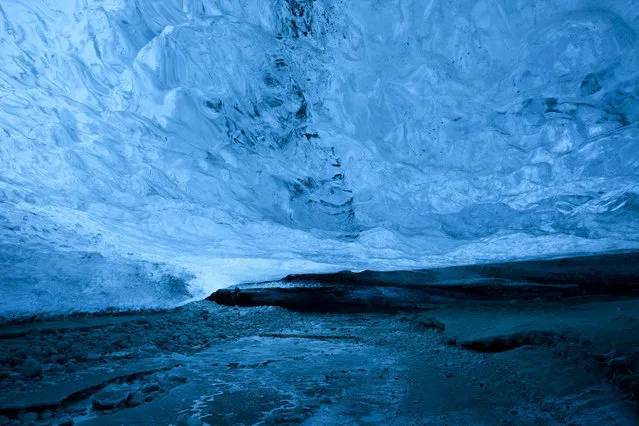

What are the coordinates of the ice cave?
(0, 1, 638, 425)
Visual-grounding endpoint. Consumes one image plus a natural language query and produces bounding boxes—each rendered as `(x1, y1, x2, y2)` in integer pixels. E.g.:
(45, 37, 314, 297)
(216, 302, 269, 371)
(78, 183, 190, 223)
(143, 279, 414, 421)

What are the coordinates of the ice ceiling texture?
(1, 0, 638, 316)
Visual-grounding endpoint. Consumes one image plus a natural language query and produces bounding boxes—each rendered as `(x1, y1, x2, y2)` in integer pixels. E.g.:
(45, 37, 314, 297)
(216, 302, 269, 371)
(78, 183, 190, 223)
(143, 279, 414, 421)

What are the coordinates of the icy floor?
(1, 297, 638, 425)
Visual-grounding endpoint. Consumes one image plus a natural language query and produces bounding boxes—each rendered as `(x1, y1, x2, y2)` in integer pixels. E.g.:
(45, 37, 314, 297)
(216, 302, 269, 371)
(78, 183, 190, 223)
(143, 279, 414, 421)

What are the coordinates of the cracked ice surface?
(0, 1, 638, 315)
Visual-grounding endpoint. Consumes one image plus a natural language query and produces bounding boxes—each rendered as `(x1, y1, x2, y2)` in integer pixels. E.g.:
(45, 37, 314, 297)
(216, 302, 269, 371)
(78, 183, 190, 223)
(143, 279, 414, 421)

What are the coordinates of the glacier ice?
(0, 0, 638, 316)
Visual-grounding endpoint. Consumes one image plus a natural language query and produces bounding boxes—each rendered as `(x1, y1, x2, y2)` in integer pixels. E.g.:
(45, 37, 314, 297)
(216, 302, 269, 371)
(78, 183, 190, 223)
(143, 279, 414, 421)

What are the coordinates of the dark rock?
(319, 395, 332, 404)
(142, 383, 160, 393)
(126, 391, 146, 407)
(0, 354, 10, 366)
(43, 363, 65, 373)
(279, 252, 639, 298)
(616, 374, 639, 399)
(207, 286, 442, 313)
(631, 378, 639, 399)
(416, 318, 446, 332)
(98, 343, 114, 353)
(140, 343, 160, 354)
(607, 357, 634, 378)
(169, 373, 188, 383)
(86, 352, 101, 361)
(43, 345, 58, 356)
(20, 412, 38, 423)
(458, 331, 564, 353)
(92, 388, 133, 410)
(19, 357, 42, 378)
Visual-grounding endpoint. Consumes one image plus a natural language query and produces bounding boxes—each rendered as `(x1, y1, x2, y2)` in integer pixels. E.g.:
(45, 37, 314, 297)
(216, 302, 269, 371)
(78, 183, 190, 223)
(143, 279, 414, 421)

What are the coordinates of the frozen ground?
(1, 295, 638, 425)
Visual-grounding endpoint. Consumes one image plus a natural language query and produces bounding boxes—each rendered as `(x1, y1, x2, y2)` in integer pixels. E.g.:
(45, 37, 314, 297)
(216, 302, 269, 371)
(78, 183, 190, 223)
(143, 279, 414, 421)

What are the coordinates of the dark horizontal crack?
(454, 330, 567, 353)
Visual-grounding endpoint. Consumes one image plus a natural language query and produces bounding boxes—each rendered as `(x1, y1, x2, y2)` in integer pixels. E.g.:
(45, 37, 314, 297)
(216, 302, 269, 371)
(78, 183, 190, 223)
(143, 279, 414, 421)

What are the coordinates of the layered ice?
(1, 0, 638, 316)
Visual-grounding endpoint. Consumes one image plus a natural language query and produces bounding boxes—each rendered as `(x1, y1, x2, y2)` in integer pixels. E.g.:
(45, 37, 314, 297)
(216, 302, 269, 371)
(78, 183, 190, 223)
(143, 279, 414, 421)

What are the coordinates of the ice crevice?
(0, 0, 638, 316)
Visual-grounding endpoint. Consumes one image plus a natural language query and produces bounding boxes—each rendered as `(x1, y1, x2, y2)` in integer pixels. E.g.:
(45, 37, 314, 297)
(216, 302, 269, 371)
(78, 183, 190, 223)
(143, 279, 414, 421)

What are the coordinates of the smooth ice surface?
(1, 0, 638, 316)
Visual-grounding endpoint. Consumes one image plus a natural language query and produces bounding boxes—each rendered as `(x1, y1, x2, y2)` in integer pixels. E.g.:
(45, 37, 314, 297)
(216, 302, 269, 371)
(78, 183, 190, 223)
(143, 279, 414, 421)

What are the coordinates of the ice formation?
(1, 0, 638, 316)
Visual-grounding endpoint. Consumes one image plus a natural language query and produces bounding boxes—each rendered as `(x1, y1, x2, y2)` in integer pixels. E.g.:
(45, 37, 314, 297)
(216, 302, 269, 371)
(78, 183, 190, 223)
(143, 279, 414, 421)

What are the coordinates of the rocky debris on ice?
(19, 358, 42, 378)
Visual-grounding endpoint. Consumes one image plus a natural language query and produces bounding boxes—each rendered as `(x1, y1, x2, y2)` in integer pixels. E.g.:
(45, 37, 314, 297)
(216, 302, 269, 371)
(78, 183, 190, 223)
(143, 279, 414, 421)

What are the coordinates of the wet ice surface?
(1, 1, 639, 315)
(1, 298, 638, 425)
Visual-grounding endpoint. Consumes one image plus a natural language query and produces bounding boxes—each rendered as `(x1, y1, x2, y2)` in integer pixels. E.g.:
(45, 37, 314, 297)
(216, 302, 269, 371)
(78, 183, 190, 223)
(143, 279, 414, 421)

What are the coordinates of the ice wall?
(1, 0, 638, 316)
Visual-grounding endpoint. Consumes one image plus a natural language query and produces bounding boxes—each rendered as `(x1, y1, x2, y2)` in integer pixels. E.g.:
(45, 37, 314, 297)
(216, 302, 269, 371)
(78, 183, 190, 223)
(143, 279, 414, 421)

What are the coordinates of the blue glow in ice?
(1, 1, 638, 315)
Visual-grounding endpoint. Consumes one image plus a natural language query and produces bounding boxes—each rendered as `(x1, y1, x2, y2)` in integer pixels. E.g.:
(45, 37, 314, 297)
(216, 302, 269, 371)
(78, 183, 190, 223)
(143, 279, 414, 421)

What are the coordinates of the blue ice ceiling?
(1, 0, 638, 316)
